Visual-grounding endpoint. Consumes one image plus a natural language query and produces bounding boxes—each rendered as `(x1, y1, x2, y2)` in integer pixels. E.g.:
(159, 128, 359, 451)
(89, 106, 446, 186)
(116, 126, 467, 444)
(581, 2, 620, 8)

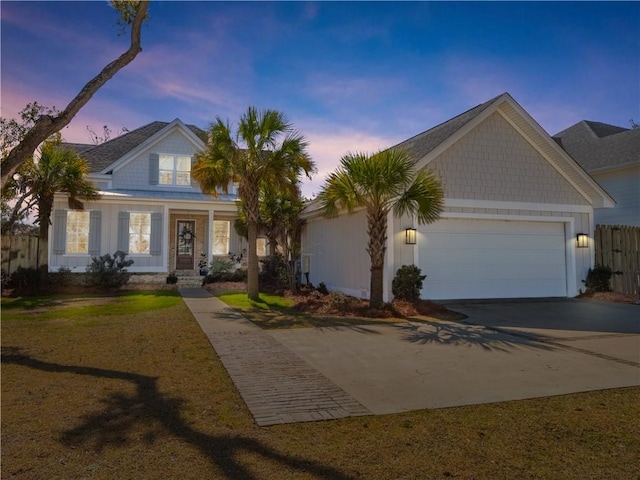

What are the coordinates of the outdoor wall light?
(576, 233, 589, 248)
(405, 228, 417, 245)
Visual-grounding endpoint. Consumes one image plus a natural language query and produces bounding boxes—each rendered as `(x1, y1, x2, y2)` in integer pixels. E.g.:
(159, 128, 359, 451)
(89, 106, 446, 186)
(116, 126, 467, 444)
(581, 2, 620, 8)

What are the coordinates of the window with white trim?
(66, 211, 90, 254)
(213, 220, 230, 255)
(129, 212, 151, 254)
(256, 238, 267, 257)
(159, 154, 191, 186)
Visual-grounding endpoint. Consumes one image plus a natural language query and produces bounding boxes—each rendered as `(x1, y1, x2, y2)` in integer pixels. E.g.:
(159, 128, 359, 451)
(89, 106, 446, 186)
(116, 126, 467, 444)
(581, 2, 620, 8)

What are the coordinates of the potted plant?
(166, 271, 178, 284)
(198, 253, 209, 276)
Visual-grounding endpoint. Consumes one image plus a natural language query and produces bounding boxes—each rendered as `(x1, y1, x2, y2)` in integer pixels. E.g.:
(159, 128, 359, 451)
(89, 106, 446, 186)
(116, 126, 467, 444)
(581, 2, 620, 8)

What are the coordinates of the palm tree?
(193, 107, 314, 300)
(318, 148, 444, 308)
(22, 134, 99, 243)
(7, 133, 99, 275)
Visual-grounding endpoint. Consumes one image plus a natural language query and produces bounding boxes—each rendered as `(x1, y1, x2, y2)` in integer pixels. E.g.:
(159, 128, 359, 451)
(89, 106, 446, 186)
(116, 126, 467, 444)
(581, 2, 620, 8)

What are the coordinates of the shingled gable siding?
(111, 130, 201, 190)
(428, 112, 589, 206)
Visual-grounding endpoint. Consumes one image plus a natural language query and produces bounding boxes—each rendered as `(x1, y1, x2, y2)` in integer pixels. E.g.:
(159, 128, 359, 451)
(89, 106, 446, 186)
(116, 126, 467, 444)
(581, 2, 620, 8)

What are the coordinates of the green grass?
(217, 292, 295, 310)
(1, 290, 181, 320)
(2, 291, 639, 479)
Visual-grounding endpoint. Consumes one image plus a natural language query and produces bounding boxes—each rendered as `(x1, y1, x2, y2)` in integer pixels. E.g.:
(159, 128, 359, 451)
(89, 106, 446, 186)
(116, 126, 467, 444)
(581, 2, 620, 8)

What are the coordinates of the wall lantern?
(405, 228, 417, 245)
(576, 233, 588, 248)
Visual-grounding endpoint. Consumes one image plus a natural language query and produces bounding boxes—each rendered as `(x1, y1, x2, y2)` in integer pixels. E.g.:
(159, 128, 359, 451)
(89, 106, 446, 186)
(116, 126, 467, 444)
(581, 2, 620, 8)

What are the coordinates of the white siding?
(302, 210, 371, 298)
(592, 165, 640, 226)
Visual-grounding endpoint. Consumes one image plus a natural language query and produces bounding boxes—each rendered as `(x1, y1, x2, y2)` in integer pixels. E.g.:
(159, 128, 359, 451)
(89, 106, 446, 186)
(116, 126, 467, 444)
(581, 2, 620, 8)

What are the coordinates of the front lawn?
(2, 291, 639, 479)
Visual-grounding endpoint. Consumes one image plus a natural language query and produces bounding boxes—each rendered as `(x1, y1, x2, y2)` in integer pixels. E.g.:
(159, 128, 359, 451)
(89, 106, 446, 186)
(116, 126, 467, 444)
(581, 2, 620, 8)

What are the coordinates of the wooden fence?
(1, 236, 45, 275)
(594, 225, 640, 295)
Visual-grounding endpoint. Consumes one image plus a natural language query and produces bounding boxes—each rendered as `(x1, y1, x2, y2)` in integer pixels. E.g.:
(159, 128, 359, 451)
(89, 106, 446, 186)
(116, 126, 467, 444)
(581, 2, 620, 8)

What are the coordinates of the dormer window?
(159, 154, 191, 186)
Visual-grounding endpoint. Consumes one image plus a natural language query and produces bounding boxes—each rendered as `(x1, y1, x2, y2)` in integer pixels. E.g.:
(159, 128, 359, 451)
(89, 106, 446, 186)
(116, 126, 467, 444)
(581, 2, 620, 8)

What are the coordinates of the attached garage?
(302, 93, 615, 302)
(418, 218, 568, 300)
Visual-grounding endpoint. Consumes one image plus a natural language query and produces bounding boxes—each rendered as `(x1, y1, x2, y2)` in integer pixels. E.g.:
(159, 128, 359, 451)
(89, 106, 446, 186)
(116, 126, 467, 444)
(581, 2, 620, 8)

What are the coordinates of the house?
(301, 93, 615, 301)
(49, 119, 251, 275)
(553, 121, 640, 226)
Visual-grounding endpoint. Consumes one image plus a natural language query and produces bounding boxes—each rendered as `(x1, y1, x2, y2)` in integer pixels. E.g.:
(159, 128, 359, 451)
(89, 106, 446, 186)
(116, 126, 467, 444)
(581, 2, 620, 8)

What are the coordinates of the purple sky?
(2, 1, 638, 196)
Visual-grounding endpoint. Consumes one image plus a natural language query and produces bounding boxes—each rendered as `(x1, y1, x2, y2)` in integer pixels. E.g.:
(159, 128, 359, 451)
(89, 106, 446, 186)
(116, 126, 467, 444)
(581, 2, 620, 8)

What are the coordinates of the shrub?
(6, 266, 46, 294)
(211, 257, 234, 274)
(86, 251, 134, 289)
(202, 268, 247, 284)
(584, 265, 613, 292)
(316, 282, 329, 295)
(166, 271, 178, 284)
(259, 254, 289, 290)
(392, 264, 426, 301)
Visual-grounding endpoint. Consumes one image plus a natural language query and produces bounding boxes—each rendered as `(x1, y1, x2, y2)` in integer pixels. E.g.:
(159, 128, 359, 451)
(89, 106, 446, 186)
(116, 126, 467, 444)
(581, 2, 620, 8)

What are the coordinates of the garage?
(418, 218, 568, 300)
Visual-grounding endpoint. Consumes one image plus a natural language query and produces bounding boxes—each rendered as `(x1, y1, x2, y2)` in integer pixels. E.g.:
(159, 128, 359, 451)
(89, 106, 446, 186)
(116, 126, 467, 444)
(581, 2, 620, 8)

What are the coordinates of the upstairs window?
(159, 155, 191, 186)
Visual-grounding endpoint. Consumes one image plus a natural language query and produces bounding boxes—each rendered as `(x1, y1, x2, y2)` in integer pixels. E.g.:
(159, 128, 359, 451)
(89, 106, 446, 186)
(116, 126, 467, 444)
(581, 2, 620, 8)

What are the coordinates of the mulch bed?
(577, 291, 638, 304)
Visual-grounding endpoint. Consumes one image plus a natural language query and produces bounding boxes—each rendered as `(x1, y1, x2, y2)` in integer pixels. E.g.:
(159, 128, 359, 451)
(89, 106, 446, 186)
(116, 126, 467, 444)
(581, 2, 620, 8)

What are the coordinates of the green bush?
(392, 264, 426, 301)
(584, 265, 613, 292)
(259, 254, 289, 290)
(202, 268, 247, 284)
(6, 266, 46, 294)
(211, 256, 234, 274)
(86, 251, 134, 289)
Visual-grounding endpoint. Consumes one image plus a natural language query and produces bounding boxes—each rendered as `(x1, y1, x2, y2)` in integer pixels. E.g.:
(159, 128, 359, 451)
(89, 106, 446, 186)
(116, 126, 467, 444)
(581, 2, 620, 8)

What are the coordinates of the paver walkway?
(179, 288, 370, 426)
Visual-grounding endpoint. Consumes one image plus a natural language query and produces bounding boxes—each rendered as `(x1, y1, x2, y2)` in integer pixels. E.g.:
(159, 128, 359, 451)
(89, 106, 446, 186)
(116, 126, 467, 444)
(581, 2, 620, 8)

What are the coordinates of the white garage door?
(418, 218, 567, 300)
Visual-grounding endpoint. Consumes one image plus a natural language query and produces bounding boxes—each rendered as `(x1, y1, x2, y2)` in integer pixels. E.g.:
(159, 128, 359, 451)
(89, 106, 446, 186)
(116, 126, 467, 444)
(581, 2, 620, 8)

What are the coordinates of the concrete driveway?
(269, 299, 639, 415)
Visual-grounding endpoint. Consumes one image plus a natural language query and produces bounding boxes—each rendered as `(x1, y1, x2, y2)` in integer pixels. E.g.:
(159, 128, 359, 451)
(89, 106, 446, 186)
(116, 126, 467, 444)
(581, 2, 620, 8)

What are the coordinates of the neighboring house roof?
(553, 121, 640, 173)
(64, 120, 207, 173)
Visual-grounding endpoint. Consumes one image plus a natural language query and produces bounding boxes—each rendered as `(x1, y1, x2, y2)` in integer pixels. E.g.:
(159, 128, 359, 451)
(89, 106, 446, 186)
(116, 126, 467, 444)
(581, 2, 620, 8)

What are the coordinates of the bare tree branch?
(1, 1, 149, 188)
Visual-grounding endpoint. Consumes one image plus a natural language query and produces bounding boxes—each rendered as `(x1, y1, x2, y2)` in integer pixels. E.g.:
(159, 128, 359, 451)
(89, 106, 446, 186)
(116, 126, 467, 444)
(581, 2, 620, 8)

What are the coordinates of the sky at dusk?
(1, 1, 638, 196)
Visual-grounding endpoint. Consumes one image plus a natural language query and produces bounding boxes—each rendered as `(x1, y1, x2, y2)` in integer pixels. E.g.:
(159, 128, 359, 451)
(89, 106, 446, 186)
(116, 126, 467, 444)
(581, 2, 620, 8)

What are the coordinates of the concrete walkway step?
(179, 287, 371, 426)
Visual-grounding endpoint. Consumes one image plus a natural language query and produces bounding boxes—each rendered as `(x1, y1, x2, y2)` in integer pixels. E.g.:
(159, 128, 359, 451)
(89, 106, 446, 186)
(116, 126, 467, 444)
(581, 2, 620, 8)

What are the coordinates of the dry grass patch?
(2, 291, 639, 479)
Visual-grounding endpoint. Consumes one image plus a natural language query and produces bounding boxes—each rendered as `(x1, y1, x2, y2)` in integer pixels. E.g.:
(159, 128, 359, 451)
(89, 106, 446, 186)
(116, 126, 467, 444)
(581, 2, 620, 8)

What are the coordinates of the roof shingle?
(63, 121, 207, 173)
(553, 121, 640, 172)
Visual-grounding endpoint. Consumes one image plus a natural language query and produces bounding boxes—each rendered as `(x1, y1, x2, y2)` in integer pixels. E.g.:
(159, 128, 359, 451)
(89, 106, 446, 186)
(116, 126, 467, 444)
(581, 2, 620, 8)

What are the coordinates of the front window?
(129, 212, 151, 254)
(256, 238, 267, 257)
(213, 220, 230, 255)
(66, 211, 90, 254)
(159, 154, 191, 186)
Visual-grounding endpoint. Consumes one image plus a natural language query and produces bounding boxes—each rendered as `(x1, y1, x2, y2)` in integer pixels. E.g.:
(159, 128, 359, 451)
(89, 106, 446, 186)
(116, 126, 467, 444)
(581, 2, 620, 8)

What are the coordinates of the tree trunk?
(246, 219, 260, 301)
(0, 1, 149, 188)
(367, 209, 388, 308)
(370, 266, 384, 308)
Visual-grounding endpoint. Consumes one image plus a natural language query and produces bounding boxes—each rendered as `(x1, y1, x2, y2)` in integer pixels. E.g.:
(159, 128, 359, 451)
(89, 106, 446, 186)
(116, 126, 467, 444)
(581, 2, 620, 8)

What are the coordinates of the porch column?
(208, 208, 215, 263)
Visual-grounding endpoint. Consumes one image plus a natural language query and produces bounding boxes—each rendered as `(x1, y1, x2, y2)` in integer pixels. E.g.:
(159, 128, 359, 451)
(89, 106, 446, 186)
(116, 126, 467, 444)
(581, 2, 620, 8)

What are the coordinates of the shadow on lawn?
(396, 321, 557, 353)
(2, 347, 355, 480)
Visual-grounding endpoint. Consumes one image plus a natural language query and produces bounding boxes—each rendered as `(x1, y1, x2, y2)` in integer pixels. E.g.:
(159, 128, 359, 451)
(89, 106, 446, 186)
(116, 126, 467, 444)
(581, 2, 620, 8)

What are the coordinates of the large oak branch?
(1, 1, 149, 188)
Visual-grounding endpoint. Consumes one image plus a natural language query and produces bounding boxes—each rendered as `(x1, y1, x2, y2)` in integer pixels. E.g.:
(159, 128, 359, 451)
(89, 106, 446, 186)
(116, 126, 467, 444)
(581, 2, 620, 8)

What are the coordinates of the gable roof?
(64, 120, 207, 173)
(552, 121, 640, 173)
(392, 93, 501, 160)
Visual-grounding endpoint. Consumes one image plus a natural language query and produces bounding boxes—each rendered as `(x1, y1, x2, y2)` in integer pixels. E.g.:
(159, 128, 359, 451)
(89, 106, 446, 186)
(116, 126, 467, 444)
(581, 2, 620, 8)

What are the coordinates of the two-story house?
(49, 119, 248, 275)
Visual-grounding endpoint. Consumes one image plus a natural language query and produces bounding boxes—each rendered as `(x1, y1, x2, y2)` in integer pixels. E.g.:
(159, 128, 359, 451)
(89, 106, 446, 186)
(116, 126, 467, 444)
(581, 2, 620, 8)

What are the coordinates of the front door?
(176, 220, 195, 270)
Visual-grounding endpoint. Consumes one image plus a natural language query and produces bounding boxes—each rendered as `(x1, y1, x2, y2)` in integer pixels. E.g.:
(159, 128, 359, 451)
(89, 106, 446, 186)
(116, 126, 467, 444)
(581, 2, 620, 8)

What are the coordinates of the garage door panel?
(418, 219, 567, 299)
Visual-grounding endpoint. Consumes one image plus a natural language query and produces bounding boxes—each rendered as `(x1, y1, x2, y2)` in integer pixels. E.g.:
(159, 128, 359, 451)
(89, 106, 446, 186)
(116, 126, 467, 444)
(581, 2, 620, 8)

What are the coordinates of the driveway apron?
(179, 288, 370, 426)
